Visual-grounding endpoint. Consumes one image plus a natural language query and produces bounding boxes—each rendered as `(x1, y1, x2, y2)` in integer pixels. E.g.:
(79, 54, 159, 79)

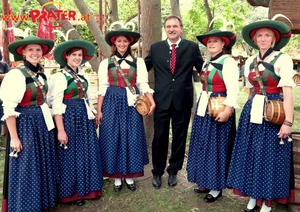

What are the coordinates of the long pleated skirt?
(8, 106, 57, 212)
(187, 92, 236, 190)
(99, 86, 149, 178)
(227, 93, 294, 206)
(57, 99, 103, 202)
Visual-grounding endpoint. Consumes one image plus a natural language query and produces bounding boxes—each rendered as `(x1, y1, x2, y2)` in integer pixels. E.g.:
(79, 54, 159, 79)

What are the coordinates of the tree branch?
(36, 0, 111, 72)
(14, 0, 33, 28)
(125, 13, 138, 23)
(203, 0, 213, 32)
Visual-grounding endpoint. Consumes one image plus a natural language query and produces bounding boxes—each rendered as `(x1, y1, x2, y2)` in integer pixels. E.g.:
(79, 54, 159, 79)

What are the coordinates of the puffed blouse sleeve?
(97, 58, 109, 96)
(0, 69, 26, 120)
(221, 57, 240, 108)
(275, 53, 296, 88)
(136, 57, 154, 94)
(48, 71, 67, 115)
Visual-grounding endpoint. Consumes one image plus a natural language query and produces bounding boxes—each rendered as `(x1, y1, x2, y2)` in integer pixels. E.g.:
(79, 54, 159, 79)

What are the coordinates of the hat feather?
(271, 14, 293, 26)
(109, 21, 136, 32)
(209, 16, 235, 32)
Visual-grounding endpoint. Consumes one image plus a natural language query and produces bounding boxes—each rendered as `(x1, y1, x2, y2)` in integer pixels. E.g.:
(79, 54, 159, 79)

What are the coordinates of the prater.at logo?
(29, 1, 91, 28)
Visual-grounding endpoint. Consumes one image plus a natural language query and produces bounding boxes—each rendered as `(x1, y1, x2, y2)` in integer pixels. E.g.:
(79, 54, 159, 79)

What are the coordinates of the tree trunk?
(141, 0, 161, 145)
(137, 0, 142, 57)
(203, 0, 213, 32)
(98, 0, 103, 59)
(13, 0, 33, 28)
(109, 0, 119, 24)
(73, 0, 111, 63)
(37, 0, 111, 72)
(2, 0, 9, 63)
(170, 0, 185, 38)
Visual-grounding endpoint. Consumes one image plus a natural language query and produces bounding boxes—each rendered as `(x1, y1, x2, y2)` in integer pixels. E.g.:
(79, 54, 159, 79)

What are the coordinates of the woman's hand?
(147, 103, 156, 116)
(10, 138, 22, 152)
(215, 106, 233, 122)
(279, 86, 294, 139)
(57, 130, 68, 145)
(93, 114, 99, 129)
(277, 124, 292, 139)
(144, 93, 155, 116)
(96, 111, 103, 125)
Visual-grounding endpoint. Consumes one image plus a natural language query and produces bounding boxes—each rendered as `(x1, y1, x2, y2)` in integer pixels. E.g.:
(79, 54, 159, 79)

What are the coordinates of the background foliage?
(1, 0, 300, 58)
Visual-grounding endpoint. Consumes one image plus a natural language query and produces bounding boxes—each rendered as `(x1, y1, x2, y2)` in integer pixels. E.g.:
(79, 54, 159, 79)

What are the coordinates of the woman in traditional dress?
(186, 29, 239, 203)
(96, 28, 155, 192)
(1, 36, 57, 212)
(49, 40, 103, 206)
(227, 18, 295, 212)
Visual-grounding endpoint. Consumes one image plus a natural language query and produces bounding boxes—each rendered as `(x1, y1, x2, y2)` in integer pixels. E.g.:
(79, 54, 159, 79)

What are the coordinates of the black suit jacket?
(145, 39, 203, 110)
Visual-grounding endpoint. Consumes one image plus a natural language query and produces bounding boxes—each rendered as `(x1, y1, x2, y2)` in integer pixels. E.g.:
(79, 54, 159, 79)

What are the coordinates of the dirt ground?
(50, 144, 254, 212)
(0, 134, 291, 212)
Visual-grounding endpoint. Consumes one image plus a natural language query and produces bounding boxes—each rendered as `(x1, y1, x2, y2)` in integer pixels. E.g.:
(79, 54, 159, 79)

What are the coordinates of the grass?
(0, 82, 298, 211)
(46, 178, 270, 212)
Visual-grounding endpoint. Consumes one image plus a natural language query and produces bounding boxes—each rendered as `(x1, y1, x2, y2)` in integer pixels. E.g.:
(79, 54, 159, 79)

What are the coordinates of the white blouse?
(48, 68, 96, 115)
(0, 68, 46, 120)
(201, 55, 240, 108)
(97, 56, 154, 96)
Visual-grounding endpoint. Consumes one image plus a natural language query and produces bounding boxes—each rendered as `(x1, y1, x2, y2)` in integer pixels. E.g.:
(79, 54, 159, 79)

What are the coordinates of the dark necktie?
(258, 47, 275, 72)
(170, 44, 176, 74)
(249, 47, 275, 72)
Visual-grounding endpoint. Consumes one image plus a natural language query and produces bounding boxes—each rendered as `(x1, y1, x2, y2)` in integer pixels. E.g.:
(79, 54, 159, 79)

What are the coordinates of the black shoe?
(152, 176, 162, 189)
(194, 188, 209, 194)
(203, 191, 222, 203)
(125, 179, 136, 191)
(114, 182, 123, 192)
(168, 174, 177, 187)
(75, 199, 85, 206)
(244, 205, 260, 212)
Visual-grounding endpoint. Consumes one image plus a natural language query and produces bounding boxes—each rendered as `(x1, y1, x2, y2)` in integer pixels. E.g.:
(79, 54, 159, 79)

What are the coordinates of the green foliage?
(161, 0, 172, 25)
(182, 0, 205, 38)
(117, 0, 138, 23)
(282, 34, 300, 58)
(8, 1, 40, 34)
(184, 0, 251, 44)
(116, 0, 171, 29)
(85, 1, 99, 14)
(5, 1, 98, 45)
(74, 24, 95, 42)
(5, 0, 300, 59)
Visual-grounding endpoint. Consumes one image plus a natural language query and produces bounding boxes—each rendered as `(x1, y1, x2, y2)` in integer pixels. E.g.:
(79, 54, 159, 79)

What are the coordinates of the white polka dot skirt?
(57, 99, 104, 198)
(187, 92, 235, 190)
(227, 93, 292, 200)
(9, 106, 57, 211)
(99, 86, 149, 176)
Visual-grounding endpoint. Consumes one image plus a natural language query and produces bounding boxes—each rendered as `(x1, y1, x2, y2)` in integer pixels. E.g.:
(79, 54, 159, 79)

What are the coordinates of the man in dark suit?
(144, 15, 204, 188)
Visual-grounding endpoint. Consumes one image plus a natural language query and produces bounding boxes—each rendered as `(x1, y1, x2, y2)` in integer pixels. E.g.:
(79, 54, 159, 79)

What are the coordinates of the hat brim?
(105, 30, 140, 46)
(196, 31, 236, 49)
(8, 38, 54, 61)
(54, 40, 95, 67)
(242, 20, 291, 50)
